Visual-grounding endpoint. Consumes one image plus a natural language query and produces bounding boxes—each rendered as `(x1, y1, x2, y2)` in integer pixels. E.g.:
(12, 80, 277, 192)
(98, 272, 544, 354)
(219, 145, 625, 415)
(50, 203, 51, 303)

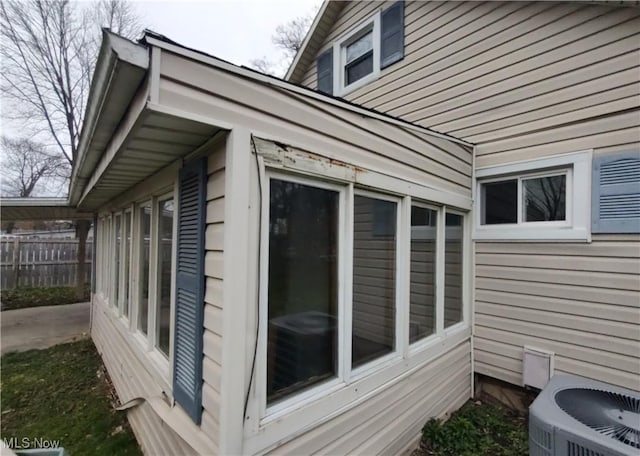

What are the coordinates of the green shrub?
(420, 402, 528, 456)
(1, 284, 90, 311)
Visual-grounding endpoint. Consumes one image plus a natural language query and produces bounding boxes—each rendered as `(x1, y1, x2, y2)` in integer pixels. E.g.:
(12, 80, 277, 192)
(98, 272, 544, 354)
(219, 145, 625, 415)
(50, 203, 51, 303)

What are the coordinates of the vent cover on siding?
(173, 156, 207, 424)
(591, 151, 640, 234)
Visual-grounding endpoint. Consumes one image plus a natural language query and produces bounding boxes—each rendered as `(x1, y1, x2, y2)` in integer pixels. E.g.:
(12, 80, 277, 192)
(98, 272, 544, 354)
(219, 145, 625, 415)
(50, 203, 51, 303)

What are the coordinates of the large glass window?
(267, 179, 339, 404)
(444, 212, 463, 328)
(261, 172, 470, 416)
(138, 205, 151, 335)
(114, 214, 121, 308)
(352, 195, 396, 368)
(156, 198, 174, 357)
(409, 206, 437, 343)
(123, 211, 132, 318)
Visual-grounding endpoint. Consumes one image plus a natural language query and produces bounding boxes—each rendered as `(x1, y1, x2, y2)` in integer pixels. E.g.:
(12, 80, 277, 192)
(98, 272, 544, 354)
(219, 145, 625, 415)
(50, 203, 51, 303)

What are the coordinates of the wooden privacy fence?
(0, 239, 93, 289)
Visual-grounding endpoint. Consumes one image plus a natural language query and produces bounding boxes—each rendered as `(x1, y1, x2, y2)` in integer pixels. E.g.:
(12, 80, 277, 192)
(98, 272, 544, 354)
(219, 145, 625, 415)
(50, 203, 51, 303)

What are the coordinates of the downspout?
(470, 144, 477, 399)
(89, 214, 97, 333)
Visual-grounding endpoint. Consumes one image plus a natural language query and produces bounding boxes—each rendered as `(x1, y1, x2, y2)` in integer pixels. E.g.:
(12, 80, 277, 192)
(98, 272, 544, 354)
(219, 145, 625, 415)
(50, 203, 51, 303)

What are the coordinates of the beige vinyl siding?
(91, 300, 199, 455)
(297, 2, 639, 154)
(297, 1, 640, 391)
(202, 141, 226, 448)
(157, 51, 473, 199)
(474, 235, 640, 391)
(267, 340, 471, 455)
(90, 144, 226, 455)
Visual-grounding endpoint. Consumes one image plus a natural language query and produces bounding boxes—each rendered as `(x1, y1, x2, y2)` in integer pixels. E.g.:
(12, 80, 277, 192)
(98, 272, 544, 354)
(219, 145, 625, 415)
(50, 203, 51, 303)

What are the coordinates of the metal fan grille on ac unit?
(555, 388, 640, 449)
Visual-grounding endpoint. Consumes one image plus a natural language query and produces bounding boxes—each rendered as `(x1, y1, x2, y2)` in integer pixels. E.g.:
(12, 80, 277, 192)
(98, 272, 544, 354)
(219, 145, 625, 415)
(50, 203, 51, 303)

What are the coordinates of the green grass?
(419, 401, 528, 456)
(1, 285, 90, 311)
(1, 340, 141, 456)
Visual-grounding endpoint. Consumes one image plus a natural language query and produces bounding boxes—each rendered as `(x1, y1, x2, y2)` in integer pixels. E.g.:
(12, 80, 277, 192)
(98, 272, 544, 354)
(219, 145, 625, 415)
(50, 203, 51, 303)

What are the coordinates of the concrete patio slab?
(1, 302, 90, 355)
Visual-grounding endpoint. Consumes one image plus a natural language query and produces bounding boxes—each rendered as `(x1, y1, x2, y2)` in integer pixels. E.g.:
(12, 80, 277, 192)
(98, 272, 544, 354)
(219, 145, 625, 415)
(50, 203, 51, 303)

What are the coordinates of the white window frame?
(134, 200, 152, 339)
(474, 150, 592, 241)
(407, 201, 440, 351)
(120, 207, 134, 321)
(333, 11, 381, 96)
(250, 166, 471, 447)
(151, 191, 178, 364)
(106, 215, 113, 304)
(258, 171, 347, 420)
(130, 193, 175, 379)
(349, 189, 403, 382)
(113, 212, 123, 315)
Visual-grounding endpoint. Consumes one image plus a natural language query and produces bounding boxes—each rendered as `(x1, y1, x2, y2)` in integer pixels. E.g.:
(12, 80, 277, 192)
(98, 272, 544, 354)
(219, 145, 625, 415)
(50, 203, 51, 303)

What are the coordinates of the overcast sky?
(133, 0, 319, 67)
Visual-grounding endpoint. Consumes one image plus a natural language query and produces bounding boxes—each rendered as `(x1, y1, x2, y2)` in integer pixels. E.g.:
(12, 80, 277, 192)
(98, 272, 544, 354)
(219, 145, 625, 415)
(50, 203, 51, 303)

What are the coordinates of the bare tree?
(250, 13, 315, 77)
(274, 16, 313, 59)
(0, 136, 69, 198)
(0, 0, 142, 171)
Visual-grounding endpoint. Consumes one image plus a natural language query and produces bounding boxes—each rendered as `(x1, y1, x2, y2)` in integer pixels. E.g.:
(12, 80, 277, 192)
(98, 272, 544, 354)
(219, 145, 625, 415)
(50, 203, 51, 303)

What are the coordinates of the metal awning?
(0, 198, 93, 221)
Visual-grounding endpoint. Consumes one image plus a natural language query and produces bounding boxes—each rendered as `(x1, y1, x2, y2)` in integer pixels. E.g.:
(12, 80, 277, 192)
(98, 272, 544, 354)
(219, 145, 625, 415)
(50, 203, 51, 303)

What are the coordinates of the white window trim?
(94, 173, 178, 395)
(120, 207, 134, 323)
(474, 150, 592, 241)
(333, 11, 381, 96)
(247, 163, 471, 452)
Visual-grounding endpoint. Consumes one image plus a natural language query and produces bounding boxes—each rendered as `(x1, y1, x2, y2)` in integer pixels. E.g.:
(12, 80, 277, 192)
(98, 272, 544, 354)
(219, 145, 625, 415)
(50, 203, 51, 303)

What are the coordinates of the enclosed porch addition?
(73, 30, 475, 455)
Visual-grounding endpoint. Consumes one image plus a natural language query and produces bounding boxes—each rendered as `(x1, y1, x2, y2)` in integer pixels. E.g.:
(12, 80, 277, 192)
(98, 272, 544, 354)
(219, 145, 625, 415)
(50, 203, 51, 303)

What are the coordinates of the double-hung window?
(261, 171, 468, 419)
(334, 15, 380, 95)
(317, 1, 404, 96)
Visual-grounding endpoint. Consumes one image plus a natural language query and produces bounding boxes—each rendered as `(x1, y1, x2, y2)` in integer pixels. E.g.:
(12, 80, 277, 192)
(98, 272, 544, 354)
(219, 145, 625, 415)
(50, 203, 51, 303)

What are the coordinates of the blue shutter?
(591, 151, 640, 234)
(316, 48, 333, 95)
(381, 1, 405, 69)
(173, 156, 207, 424)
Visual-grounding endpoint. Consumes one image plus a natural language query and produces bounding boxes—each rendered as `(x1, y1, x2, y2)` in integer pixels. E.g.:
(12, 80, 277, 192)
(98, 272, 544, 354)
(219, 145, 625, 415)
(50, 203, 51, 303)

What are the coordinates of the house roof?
(285, 1, 346, 83)
(286, 0, 640, 84)
(9, 26, 472, 218)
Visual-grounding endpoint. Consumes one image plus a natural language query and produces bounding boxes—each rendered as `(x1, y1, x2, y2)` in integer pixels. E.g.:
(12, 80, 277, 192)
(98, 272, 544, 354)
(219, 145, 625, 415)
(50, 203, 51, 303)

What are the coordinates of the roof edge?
(285, 0, 331, 82)
(143, 32, 473, 148)
(69, 30, 149, 206)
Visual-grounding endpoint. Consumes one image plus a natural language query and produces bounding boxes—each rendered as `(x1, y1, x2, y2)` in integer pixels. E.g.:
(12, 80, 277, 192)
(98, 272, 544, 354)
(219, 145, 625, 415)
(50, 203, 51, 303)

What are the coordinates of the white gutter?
(69, 30, 149, 207)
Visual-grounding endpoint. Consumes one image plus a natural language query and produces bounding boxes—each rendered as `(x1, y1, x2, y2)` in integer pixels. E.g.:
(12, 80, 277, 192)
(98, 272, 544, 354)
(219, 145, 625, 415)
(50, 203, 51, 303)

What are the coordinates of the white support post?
(219, 126, 252, 455)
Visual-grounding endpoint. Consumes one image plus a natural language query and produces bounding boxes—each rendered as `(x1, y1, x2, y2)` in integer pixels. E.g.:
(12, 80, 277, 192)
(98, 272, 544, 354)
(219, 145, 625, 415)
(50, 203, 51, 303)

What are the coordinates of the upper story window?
(475, 150, 592, 241)
(344, 27, 375, 86)
(316, 1, 405, 97)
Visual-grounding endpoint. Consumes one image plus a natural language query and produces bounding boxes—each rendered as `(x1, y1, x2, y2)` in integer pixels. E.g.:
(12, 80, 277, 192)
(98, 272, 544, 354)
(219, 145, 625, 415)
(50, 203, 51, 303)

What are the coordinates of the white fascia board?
(70, 30, 149, 206)
(143, 35, 473, 148)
